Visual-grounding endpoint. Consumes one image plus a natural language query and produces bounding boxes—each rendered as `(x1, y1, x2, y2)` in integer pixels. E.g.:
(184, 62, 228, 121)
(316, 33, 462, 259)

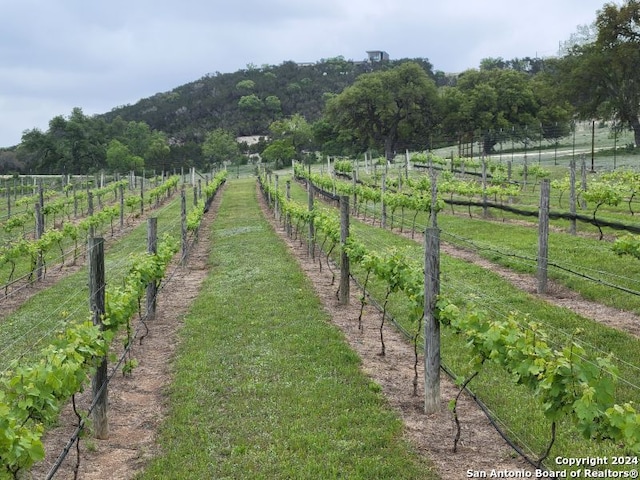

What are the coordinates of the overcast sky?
(1, 0, 607, 147)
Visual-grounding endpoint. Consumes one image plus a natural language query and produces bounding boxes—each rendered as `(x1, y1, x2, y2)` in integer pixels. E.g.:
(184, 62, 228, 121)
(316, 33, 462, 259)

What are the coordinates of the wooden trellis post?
(424, 167, 440, 414)
(89, 237, 108, 439)
(181, 186, 187, 263)
(146, 217, 158, 322)
(569, 159, 577, 235)
(339, 195, 350, 305)
(537, 179, 550, 294)
(308, 180, 315, 260)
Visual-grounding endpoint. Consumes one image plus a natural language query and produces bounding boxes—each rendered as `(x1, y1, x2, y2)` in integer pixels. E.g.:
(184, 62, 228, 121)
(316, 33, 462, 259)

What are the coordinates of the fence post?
(181, 186, 187, 263)
(339, 195, 350, 305)
(580, 155, 588, 210)
(481, 158, 488, 217)
(140, 177, 145, 216)
(381, 174, 387, 229)
(569, 159, 577, 235)
(73, 184, 78, 218)
(274, 175, 280, 223)
(537, 179, 550, 294)
(424, 170, 440, 414)
(35, 202, 44, 282)
(405, 149, 410, 179)
(308, 180, 315, 260)
(89, 237, 108, 439)
(147, 217, 158, 322)
(88, 191, 95, 238)
(285, 180, 292, 236)
(119, 183, 125, 228)
(352, 174, 357, 215)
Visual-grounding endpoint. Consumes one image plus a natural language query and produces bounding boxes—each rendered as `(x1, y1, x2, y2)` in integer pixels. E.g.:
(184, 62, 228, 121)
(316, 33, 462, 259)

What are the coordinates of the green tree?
(561, 0, 640, 146)
(106, 139, 144, 172)
(18, 128, 60, 173)
(120, 121, 153, 158)
(268, 114, 313, 160)
(324, 62, 440, 162)
(530, 59, 574, 142)
(440, 69, 541, 153)
(146, 131, 171, 171)
(202, 129, 242, 167)
(238, 94, 263, 112)
(264, 95, 282, 121)
(261, 139, 295, 168)
(236, 79, 256, 91)
(19, 108, 108, 173)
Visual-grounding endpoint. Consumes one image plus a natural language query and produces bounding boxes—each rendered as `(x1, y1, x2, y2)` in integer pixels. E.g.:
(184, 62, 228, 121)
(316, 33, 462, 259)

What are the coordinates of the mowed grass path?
(137, 178, 436, 480)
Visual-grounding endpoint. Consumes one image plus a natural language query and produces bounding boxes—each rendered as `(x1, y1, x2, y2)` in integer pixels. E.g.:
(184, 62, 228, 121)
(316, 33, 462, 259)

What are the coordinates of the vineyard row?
(258, 172, 640, 463)
(0, 171, 227, 478)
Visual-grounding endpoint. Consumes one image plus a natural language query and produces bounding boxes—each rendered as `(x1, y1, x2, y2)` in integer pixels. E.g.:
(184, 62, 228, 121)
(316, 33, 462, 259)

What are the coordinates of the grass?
(282, 176, 640, 471)
(136, 177, 437, 480)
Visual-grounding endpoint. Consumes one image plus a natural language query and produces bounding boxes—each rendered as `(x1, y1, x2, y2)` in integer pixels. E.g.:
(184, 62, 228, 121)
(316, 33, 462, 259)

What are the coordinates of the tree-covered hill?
(101, 56, 439, 144)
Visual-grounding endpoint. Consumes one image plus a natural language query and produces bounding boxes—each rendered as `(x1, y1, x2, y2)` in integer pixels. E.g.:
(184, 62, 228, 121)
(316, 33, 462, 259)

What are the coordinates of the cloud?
(0, 0, 606, 147)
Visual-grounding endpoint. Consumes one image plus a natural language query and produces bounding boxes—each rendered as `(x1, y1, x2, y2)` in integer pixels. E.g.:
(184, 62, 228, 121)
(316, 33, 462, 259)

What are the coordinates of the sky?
(0, 0, 607, 148)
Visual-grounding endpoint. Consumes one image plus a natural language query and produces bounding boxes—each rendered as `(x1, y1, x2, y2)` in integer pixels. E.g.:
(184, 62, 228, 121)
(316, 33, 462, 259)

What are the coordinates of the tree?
(236, 80, 255, 91)
(19, 108, 108, 173)
(18, 128, 60, 173)
(63, 107, 107, 173)
(561, 0, 640, 146)
(264, 95, 282, 121)
(260, 139, 295, 169)
(530, 59, 574, 142)
(146, 131, 171, 171)
(439, 69, 541, 153)
(238, 94, 263, 112)
(202, 128, 242, 167)
(268, 114, 313, 160)
(106, 139, 144, 172)
(324, 62, 440, 162)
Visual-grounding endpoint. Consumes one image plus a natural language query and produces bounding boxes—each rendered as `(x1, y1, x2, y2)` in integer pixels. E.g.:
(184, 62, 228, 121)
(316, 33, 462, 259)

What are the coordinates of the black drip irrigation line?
(302, 177, 640, 299)
(302, 172, 640, 236)
(442, 230, 640, 299)
(445, 198, 640, 235)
